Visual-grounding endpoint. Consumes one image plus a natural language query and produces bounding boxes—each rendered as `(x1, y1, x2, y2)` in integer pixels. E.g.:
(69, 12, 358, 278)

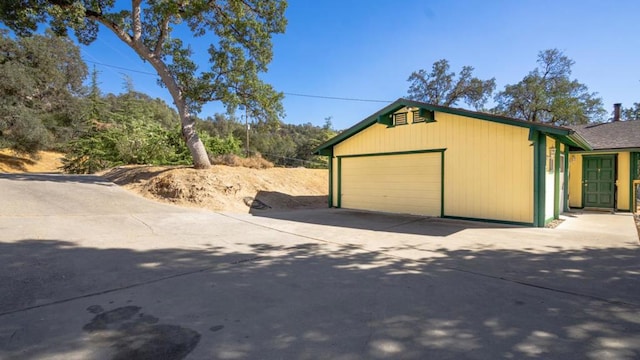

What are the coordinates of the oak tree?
(0, 30, 87, 153)
(622, 103, 640, 121)
(494, 49, 605, 125)
(0, 0, 287, 168)
(407, 59, 496, 110)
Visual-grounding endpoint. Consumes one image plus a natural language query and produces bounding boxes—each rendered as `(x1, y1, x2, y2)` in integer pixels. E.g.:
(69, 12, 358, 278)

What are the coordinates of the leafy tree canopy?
(493, 49, 605, 125)
(0, 29, 87, 153)
(622, 103, 640, 121)
(407, 59, 496, 110)
(0, 0, 287, 168)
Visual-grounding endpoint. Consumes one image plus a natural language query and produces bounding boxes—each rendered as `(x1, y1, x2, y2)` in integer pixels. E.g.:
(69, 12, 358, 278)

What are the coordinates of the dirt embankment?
(0, 150, 328, 213)
(101, 165, 328, 213)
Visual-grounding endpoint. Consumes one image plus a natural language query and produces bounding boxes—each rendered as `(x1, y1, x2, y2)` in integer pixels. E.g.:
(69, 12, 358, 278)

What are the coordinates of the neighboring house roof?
(569, 120, 640, 150)
(315, 98, 592, 155)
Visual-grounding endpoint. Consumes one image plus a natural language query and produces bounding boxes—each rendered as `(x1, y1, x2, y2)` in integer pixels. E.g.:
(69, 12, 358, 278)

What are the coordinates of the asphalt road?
(0, 173, 638, 360)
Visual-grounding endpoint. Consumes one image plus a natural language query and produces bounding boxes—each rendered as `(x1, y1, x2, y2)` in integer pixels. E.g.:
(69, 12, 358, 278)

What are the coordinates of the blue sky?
(81, 0, 640, 130)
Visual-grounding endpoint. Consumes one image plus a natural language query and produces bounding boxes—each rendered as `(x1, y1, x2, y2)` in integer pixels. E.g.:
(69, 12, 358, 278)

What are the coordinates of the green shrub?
(200, 132, 242, 157)
(62, 120, 242, 174)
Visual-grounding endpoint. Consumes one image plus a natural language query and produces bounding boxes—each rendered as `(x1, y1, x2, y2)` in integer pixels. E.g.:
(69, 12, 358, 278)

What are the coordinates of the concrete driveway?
(0, 173, 638, 360)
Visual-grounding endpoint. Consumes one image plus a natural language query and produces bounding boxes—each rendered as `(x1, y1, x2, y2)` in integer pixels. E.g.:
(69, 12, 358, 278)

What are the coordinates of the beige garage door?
(341, 152, 442, 216)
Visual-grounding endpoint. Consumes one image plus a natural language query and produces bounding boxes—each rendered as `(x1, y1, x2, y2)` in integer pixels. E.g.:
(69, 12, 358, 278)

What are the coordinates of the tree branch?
(238, 0, 260, 14)
(131, 0, 143, 42)
(154, 16, 170, 57)
(85, 10, 133, 46)
(211, 3, 253, 51)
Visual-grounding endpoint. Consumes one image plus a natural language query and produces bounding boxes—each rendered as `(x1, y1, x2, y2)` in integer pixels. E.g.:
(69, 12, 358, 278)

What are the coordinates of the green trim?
(443, 215, 533, 227)
(545, 216, 555, 225)
(314, 98, 589, 154)
(327, 153, 333, 208)
(336, 157, 342, 208)
(338, 148, 446, 159)
(420, 108, 436, 122)
(553, 138, 561, 219)
(630, 152, 639, 213)
(563, 146, 570, 212)
(562, 132, 593, 151)
(533, 132, 547, 227)
(532, 130, 539, 226)
(377, 114, 393, 126)
(440, 151, 445, 217)
(571, 148, 640, 154)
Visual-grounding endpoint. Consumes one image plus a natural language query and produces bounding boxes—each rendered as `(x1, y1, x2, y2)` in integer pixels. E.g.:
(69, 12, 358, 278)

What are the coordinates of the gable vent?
(393, 112, 408, 125)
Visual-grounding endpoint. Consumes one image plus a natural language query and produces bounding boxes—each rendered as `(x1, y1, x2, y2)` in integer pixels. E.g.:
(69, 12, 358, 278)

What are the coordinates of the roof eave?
(563, 132, 593, 151)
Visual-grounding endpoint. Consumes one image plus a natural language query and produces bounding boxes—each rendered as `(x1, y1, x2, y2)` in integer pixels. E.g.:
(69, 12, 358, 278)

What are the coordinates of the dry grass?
(0, 149, 63, 173)
(210, 153, 274, 169)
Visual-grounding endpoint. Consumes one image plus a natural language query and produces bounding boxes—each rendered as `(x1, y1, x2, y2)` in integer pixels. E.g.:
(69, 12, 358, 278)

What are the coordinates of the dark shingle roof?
(569, 120, 640, 150)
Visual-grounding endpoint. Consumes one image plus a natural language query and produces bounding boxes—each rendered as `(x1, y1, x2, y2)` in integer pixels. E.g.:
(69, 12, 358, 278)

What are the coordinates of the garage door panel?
(344, 187, 439, 198)
(341, 153, 442, 216)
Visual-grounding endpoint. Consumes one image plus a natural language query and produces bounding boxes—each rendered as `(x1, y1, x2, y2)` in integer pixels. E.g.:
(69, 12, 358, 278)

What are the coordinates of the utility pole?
(245, 102, 250, 157)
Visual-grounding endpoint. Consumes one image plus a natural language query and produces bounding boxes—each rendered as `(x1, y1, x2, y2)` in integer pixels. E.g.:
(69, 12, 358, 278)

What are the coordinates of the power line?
(85, 59, 157, 76)
(283, 92, 392, 103)
(85, 59, 393, 103)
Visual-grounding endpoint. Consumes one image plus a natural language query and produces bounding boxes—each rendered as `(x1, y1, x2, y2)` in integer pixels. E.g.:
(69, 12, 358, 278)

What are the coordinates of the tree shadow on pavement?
(0, 239, 638, 360)
(249, 203, 515, 237)
(0, 239, 640, 359)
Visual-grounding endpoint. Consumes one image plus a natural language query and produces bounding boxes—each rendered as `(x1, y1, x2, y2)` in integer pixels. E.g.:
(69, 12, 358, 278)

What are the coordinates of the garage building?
(315, 99, 591, 227)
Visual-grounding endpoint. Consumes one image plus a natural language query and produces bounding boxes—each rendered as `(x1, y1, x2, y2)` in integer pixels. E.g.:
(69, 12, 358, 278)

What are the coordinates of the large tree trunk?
(177, 106, 211, 169)
(90, 13, 213, 169)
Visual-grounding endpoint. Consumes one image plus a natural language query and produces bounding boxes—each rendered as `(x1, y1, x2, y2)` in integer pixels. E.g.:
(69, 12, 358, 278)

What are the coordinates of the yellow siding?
(341, 153, 441, 216)
(617, 152, 630, 211)
(568, 153, 583, 208)
(333, 110, 534, 223)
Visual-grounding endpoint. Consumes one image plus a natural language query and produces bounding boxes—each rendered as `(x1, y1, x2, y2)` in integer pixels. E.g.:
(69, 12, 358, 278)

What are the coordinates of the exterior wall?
(567, 151, 631, 211)
(332, 109, 534, 224)
(568, 153, 583, 208)
(618, 152, 630, 211)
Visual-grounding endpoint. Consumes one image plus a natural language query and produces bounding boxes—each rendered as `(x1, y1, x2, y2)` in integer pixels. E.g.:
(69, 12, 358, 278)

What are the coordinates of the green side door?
(583, 155, 616, 208)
